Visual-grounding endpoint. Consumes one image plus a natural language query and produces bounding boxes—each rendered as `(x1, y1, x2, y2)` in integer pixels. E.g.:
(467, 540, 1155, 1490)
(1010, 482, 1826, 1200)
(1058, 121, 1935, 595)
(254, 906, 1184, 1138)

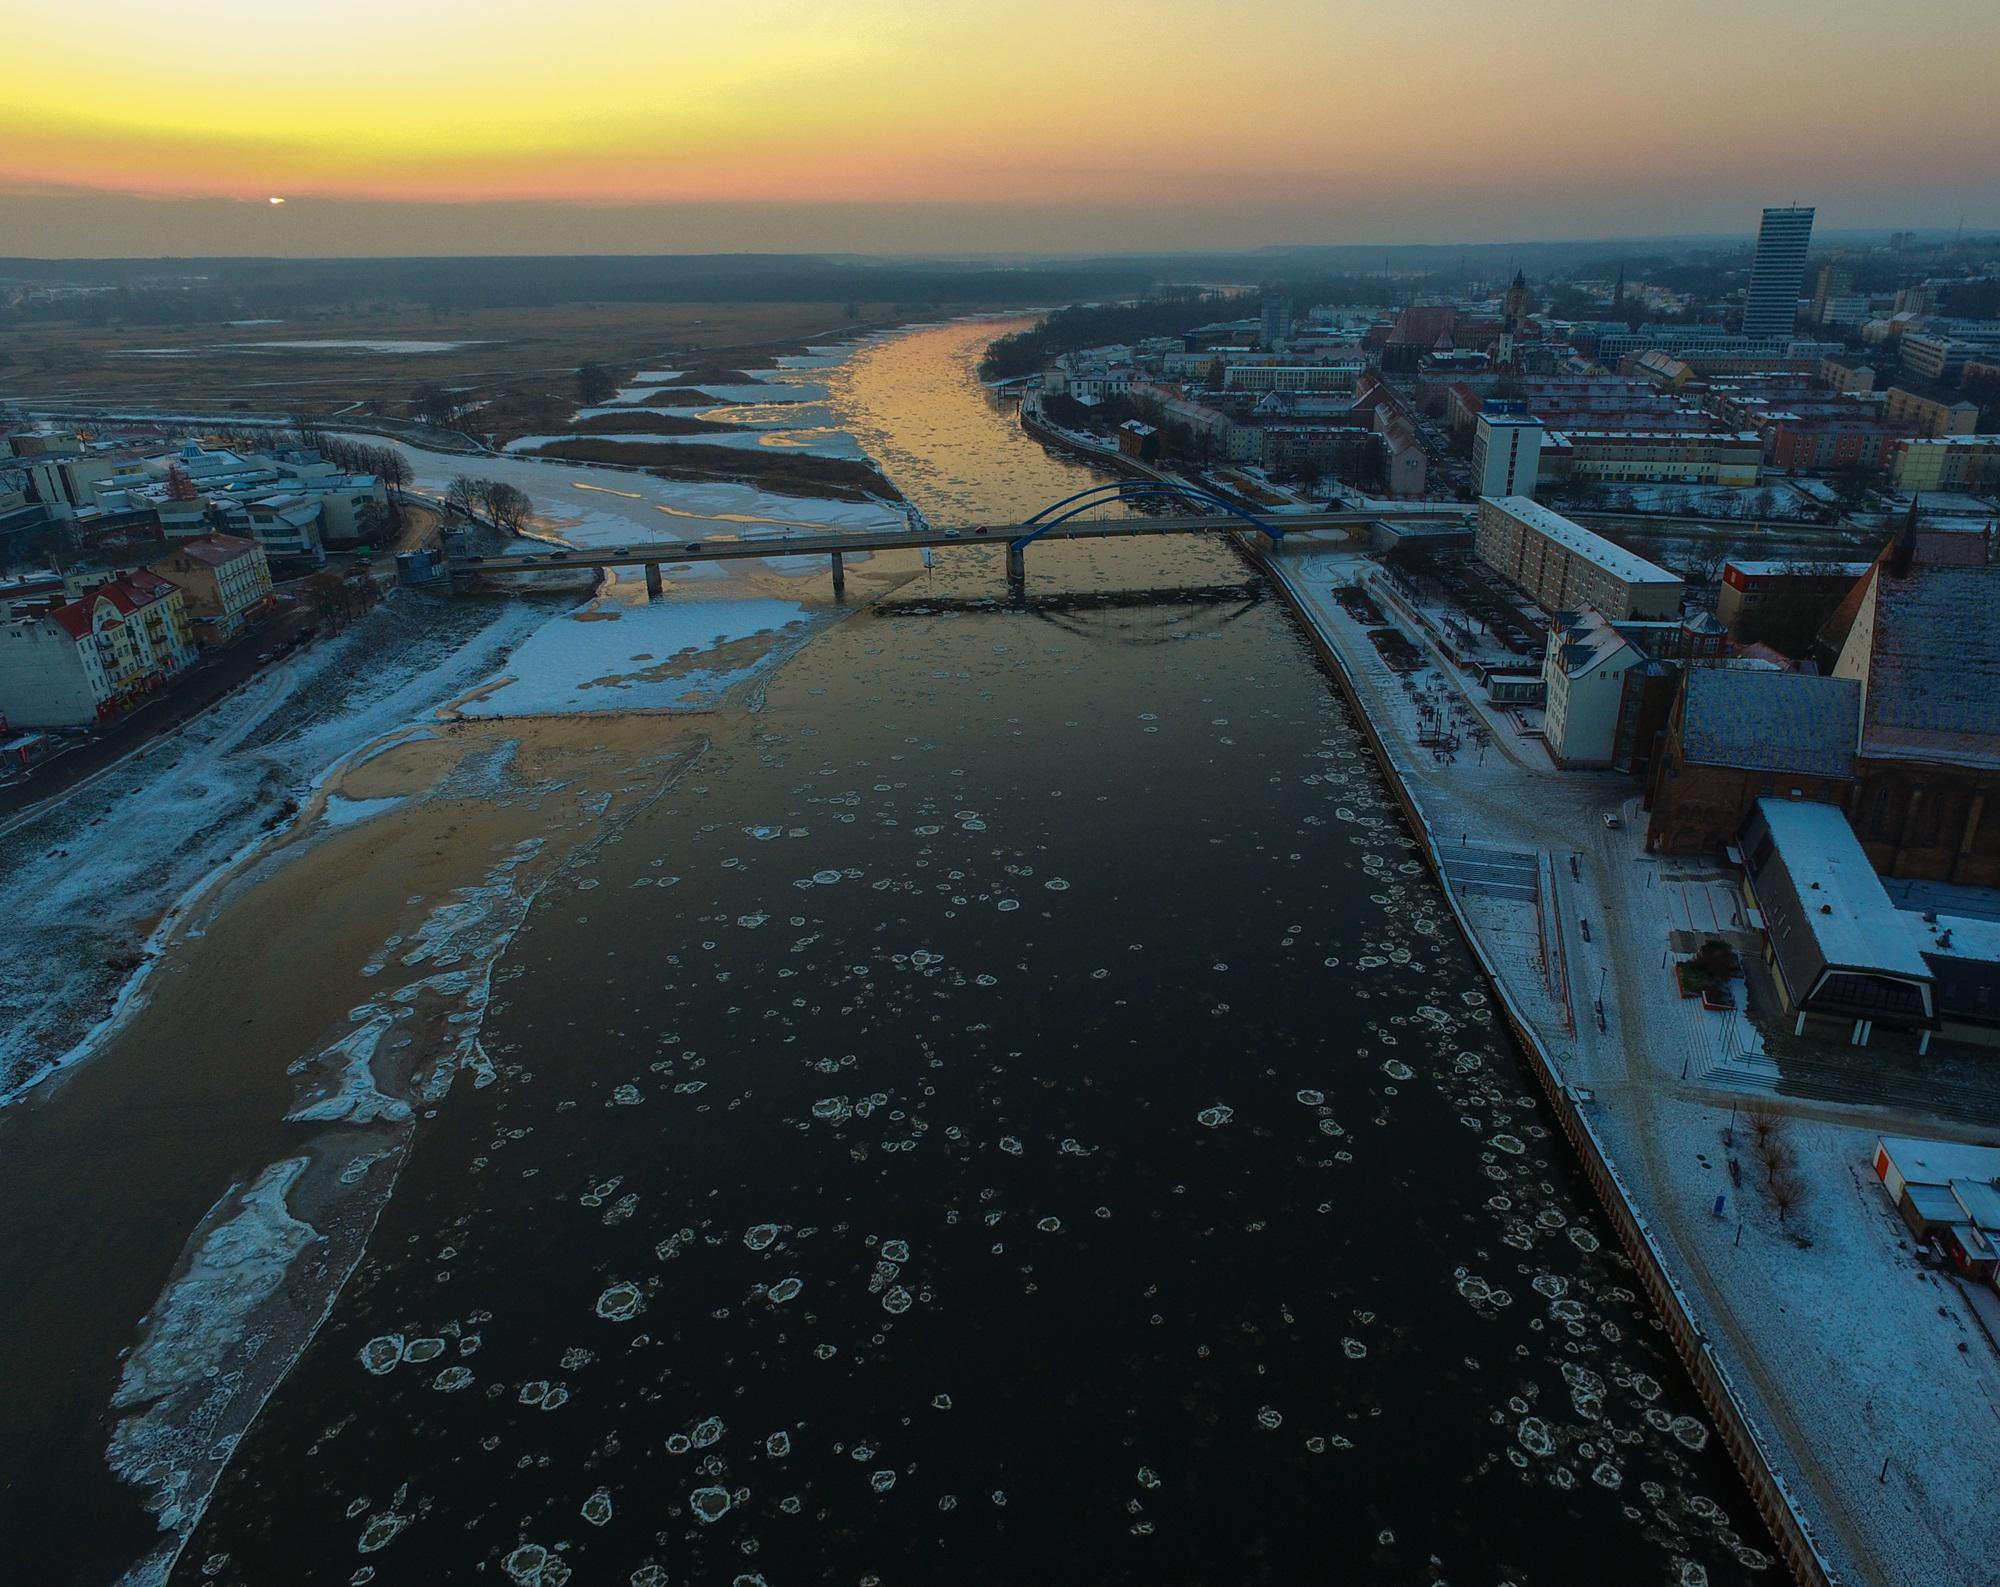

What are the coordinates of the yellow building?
(151, 533, 276, 646)
(1884, 387, 1980, 438)
(1889, 435, 2000, 492)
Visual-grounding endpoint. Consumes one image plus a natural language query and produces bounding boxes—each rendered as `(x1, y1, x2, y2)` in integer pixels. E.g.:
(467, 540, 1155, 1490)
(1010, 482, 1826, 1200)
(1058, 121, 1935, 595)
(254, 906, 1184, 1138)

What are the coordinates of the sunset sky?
(5, 0, 1997, 256)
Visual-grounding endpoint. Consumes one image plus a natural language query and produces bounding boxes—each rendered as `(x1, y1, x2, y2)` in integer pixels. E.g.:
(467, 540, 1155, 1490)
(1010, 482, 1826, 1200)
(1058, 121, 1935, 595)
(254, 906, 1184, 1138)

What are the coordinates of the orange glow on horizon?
(4, 0, 1996, 246)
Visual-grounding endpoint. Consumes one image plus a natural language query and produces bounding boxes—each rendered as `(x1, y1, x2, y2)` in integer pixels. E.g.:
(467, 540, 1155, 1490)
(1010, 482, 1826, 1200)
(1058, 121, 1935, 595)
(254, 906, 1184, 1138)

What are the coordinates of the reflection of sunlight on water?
(757, 428, 849, 450)
(824, 319, 1110, 523)
(695, 403, 833, 428)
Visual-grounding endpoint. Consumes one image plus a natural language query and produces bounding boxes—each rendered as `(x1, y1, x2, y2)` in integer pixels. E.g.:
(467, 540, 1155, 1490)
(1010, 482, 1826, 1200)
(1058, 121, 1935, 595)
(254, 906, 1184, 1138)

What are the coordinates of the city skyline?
(4, 0, 1998, 256)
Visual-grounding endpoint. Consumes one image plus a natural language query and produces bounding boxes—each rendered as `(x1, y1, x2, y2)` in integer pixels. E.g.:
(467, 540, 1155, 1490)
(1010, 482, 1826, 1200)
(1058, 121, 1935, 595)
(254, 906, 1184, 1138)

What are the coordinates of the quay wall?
(1252, 541, 1841, 1587)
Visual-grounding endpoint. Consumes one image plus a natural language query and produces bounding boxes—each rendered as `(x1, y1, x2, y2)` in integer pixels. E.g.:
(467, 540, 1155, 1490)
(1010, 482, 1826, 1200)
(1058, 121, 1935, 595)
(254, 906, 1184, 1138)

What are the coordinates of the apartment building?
(151, 533, 276, 646)
(1889, 435, 2000, 492)
(1883, 387, 1981, 438)
(0, 571, 195, 727)
(1471, 412, 1543, 497)
(1474, 496, 1684, 620)
(1542, 429, 1763, 487)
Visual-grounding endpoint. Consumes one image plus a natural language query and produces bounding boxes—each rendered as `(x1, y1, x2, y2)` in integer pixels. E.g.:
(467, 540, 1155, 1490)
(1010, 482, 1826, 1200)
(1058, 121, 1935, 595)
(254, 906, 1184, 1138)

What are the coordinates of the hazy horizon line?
(3, 224, 1994, 270)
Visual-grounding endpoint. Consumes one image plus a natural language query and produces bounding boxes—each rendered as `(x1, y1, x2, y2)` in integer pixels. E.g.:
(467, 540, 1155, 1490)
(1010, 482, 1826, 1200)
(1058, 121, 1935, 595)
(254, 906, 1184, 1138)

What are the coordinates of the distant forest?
(0, 255, 1156, 325)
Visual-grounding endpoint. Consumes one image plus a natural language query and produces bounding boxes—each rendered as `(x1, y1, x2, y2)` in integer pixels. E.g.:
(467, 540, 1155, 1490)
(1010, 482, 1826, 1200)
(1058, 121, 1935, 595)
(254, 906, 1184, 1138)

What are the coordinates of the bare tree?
(290, 410, 329, 453)
(411, 382, 466, 431)
(481, 481, 534, 535)
(1769, 1168, 1811, 1223)
(577, 363, 617, 406)
(1678, 549, 1726, 588)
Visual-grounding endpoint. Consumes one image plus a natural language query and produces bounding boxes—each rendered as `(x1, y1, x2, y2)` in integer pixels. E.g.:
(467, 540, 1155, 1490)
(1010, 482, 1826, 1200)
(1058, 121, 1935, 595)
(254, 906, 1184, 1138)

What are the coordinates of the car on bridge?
(685, 542, 702, 553)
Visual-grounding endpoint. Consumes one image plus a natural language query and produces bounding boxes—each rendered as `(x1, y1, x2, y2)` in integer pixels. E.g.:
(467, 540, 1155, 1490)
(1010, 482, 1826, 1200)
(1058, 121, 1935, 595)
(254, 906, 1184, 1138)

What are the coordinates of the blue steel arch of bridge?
(1007, 479, 1284, 552)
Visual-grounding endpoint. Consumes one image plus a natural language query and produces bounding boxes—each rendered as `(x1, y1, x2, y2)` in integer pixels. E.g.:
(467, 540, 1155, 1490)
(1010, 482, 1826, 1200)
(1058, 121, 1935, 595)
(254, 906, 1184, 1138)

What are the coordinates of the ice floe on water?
(594, 1281, 646, 1322)
(286, 1013, 412, 1125)
(107, 1159, 322, 1558)
(320, 792, 406, 828)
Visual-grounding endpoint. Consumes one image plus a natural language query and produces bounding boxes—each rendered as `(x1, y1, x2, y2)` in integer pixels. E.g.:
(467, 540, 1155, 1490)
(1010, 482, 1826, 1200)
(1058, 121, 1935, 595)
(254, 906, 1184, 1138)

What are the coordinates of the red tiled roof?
(1387, 306, 1457, 346)
(121, 568, 179, 602)
(42, 572, 178, 639)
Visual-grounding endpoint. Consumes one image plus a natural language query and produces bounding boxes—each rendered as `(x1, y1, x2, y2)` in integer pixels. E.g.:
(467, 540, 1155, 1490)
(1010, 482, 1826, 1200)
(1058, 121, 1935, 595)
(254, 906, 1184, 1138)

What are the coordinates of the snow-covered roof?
(163, 532, 259, 568)
(1858, 563, 2000, 771)
(1724, 560, 1870, 578)
(1679, 669, 1860, 778)
(1952, 1178, 2000, 1232)
(1482, 497, 1682, 588)
(1878, 1134, 2000, 1189)
(1550, 607, 1641, 678)
(1752, 799, 1933, 979)
(1902, 909, 2000, 966)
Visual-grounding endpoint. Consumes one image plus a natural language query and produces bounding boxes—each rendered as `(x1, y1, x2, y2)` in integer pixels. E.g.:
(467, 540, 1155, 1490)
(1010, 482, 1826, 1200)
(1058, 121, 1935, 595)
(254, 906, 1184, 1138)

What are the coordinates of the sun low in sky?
(3, 0, 1996, 255)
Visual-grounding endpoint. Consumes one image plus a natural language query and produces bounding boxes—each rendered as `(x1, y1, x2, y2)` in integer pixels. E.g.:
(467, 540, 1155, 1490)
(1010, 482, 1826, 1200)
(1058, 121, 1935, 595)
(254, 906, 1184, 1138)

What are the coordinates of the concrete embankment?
(1251, 540, 1842, 1587)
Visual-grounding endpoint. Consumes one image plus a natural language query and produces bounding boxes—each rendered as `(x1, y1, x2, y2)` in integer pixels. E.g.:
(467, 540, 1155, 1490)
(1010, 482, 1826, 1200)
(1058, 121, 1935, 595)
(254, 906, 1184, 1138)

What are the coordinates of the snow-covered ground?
(3, 337, 911, 1105)
(352, 434, 903, 548)
(503, 426, 865, 459)
(0, 594, 557, 1104)
(1264, 531, 2000, 1587)
(457, 592, 814, 718)
(1564, 482, 1825, 519)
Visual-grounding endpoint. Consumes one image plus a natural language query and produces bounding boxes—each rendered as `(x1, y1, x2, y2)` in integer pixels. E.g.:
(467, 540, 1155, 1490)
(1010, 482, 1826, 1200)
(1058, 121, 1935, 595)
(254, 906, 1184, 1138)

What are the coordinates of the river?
(11, 320, 1773, 1586)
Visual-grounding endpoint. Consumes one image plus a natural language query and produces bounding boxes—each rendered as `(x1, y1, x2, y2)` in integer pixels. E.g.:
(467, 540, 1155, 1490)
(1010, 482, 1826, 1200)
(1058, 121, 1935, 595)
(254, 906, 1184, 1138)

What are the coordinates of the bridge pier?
(643, 561, 663, 599)
(830, 550, 845, 601)
(1005, 542, 1026, 590)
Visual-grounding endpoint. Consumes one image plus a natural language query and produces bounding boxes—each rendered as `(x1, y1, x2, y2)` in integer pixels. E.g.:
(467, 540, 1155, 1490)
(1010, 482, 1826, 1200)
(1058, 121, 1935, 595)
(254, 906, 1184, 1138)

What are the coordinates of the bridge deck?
(448, 508, 1464, 572)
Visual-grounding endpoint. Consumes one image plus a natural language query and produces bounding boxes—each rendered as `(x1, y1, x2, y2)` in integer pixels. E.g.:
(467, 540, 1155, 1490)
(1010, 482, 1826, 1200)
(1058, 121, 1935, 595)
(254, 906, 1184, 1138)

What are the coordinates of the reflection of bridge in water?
(885, 580, 1268, 632)
(447, 478, 1466, 598)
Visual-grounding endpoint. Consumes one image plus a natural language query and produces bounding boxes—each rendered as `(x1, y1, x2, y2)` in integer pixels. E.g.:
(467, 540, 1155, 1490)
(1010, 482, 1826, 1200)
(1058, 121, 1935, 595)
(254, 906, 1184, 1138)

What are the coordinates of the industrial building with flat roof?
(1473, 496, 1684, 620)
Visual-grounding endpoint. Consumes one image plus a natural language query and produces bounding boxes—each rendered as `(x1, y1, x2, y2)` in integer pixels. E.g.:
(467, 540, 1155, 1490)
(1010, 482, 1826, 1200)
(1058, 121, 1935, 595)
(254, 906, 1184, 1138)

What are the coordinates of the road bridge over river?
(447, 483, 1472, 598)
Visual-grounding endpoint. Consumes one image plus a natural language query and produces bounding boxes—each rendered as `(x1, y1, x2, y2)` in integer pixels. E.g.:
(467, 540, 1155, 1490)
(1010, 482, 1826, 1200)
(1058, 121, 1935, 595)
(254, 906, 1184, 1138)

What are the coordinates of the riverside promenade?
(1257, 529, 2000, 1587)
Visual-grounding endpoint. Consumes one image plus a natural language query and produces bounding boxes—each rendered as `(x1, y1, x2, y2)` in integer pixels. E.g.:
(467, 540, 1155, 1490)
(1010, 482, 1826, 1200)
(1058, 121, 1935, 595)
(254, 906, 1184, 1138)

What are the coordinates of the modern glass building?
(1743, 206, 1815, 339)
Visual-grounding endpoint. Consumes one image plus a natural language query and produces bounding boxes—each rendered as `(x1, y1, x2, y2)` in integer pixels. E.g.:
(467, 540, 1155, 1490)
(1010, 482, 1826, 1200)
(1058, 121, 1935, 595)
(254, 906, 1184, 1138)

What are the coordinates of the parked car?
(1602, 813, 1622, 829)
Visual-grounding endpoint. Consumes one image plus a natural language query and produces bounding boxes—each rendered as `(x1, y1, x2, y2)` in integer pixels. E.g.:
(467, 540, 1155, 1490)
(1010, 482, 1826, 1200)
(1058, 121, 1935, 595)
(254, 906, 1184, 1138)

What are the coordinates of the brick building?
(1644, 668, 1861, 854)
(1827, 550, 2000, 887)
